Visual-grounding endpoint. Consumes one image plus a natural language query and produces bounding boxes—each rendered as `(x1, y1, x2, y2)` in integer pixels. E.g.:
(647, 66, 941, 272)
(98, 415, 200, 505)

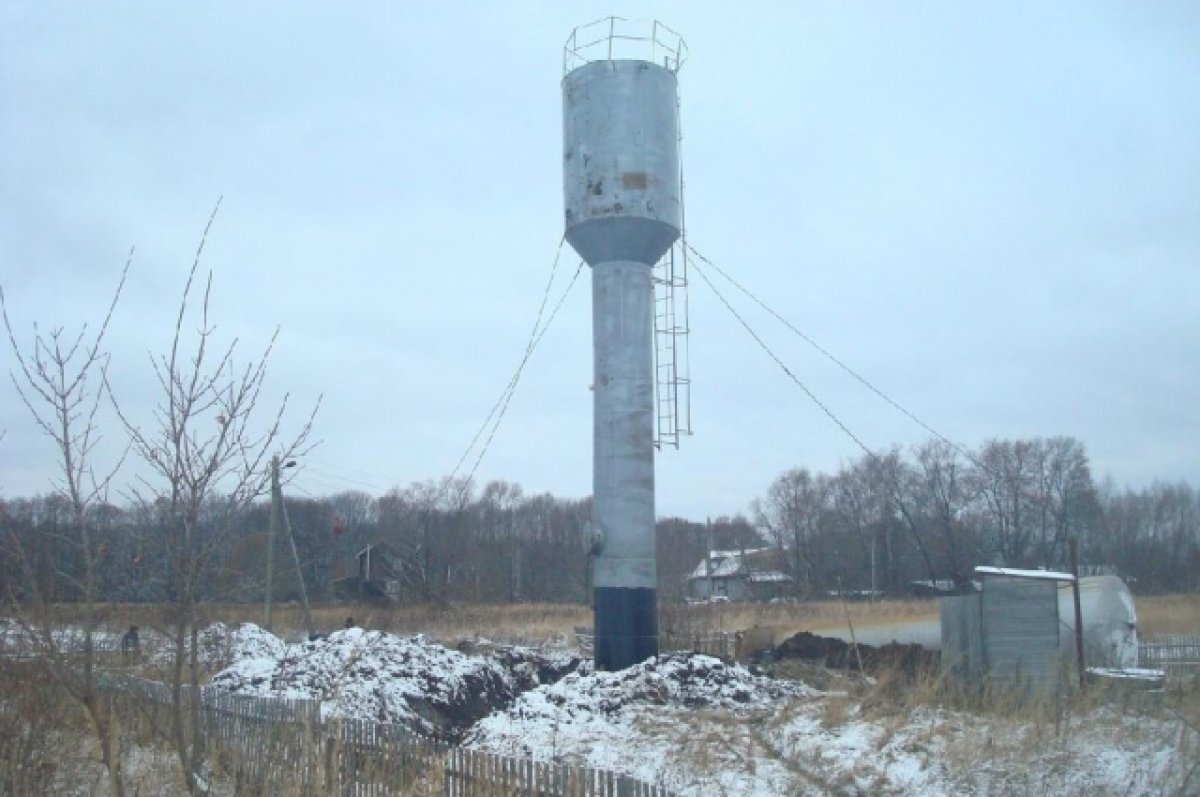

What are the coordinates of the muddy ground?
(767, 630, 938, 676)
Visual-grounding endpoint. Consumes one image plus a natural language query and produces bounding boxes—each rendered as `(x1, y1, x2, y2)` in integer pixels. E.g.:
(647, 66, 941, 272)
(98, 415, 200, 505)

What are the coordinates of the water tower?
(562, 19, 687, 670)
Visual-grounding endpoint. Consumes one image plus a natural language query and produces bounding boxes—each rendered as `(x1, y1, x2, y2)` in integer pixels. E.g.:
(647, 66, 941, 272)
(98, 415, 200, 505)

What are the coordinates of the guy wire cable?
(686, 242, 986, 473)
(446, 236, 569, 484)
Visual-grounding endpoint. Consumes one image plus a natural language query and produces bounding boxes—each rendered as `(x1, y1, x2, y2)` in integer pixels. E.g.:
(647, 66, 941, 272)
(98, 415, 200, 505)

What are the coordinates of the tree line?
(0, 478, 744, 606)
(4, 437, 1196, 611)
(752, 437, 1200, 595)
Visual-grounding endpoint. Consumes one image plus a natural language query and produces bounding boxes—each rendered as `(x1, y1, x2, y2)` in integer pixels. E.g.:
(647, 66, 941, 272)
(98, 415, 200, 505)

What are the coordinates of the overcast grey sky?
(2, 2, 1198, 519)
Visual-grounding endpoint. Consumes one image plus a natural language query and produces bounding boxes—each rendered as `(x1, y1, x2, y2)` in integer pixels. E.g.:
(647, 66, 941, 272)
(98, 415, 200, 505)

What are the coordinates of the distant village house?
(686, 548, 793, 602)
(330, 542, 403, 602)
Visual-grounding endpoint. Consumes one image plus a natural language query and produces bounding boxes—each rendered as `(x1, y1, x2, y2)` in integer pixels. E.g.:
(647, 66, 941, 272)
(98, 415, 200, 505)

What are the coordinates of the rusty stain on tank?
(621, 172, 649, 189)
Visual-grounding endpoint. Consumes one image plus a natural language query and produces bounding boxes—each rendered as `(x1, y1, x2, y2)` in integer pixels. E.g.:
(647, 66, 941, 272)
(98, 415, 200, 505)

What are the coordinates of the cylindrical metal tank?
(562, 21, 684, 671)
(1057, 575, 1139, 669)
(563, 59, 681, 267)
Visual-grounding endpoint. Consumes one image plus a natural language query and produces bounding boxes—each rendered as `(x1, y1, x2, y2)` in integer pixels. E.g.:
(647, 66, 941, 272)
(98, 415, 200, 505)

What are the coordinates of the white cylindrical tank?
(563, 59, 681, 267)
(1058, 575, 1139, 669)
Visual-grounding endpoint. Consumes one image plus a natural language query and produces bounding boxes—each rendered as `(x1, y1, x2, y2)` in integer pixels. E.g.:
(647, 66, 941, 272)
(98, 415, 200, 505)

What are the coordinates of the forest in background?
(3, 434, 1197, 607)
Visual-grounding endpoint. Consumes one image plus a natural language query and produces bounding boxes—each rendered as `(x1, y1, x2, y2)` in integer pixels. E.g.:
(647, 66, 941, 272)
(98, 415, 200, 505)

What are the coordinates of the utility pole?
(263, 454, 279, 631)
(262, 455, 312, 636)
(1069, 537, 1087, 691)
(281, 488, 314, 638)
(870, 536, 877, 597)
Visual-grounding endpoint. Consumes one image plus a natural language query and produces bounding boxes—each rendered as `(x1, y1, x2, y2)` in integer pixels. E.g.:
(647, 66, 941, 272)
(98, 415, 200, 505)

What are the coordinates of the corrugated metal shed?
(980, 572, 1064, 697)
(940, 593, 984, 684)
(941, 567, 1075, 700)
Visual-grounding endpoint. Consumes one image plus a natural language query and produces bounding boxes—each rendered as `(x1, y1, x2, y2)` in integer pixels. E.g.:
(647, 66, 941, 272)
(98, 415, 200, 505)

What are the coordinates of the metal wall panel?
(940, 593, 983, 684)
(981, 576, 1062, 699)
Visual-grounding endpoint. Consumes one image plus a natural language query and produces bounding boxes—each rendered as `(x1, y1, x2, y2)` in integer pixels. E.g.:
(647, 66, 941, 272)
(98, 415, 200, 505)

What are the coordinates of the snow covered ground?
(209, 626, 519, 739)
(0, 617, 121, 654)
(468, 661, 1192, 795)
(202, 625, 1195, 796)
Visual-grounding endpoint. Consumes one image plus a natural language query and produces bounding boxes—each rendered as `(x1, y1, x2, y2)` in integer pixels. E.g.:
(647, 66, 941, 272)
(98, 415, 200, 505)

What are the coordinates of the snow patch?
(210, 628, 514, 741)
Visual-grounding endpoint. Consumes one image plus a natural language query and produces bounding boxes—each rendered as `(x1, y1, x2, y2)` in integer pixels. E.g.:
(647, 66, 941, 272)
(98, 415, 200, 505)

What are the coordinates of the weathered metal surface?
(563, 60, 681, 268)
(940, 593, 984, 683)
(1057, 575, 1138, 669)
(792, 575, 1137, 664)
(589, 259, 657, 594)
(589, 258, 658, 670)
(562, 50, 682, 671)
(980, 574, 1062, 698)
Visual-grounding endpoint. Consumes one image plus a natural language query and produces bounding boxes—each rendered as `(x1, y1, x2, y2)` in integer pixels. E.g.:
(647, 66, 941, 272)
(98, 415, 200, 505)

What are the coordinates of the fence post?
(74, 668, 682, 797)
(323, 730, 334, 794)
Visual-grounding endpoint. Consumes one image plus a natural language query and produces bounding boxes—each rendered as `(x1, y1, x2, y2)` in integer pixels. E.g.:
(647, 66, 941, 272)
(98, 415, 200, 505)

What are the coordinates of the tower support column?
(591, 259, 657, 669)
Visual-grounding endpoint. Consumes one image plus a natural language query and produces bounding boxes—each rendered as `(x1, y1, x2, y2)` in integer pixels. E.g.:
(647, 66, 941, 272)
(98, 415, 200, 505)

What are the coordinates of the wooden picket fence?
(443, 748, 669, 797)
(96, 672, 676, 796)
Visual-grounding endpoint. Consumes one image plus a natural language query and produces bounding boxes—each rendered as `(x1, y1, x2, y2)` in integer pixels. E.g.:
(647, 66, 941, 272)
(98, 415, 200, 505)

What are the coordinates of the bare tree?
(379, 476, 473, 603)
(969, 437, 1099, 568)
(829, 457, 894, 593)
(1, 257, 131, 796)
(112, 209, 318, 794)
(912, 439, 976, 584)
(752, 467, 830, 597)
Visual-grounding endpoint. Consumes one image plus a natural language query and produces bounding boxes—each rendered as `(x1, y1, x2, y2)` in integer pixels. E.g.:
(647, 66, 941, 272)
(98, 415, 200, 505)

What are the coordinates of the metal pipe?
(1069, 538, 1087, 690)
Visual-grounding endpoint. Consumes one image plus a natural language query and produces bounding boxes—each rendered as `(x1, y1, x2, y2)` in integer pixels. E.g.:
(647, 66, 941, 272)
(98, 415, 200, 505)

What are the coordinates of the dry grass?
(24, 602, 591, 646)
(660, 598, 939, 646)
(1134, 593, 1200, 635)
(8, 595, 1200, 795)
(664, 598, 937, 632)
(19, 591, 1198, 653)
(0, 659, 82, 793)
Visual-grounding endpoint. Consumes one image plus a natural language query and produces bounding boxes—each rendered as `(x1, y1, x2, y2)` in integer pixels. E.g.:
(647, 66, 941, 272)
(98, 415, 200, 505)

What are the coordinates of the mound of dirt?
(466, 652, 814, 761)
(209, 628, 515, 741)
(147, 622, 284, 671)
(472, 651, 811, 726)
(771, 631, 937, 676)
(460, 640, 583, 692)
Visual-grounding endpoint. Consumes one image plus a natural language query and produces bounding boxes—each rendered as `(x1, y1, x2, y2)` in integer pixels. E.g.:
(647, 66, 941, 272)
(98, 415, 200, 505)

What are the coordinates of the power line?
(304, 467, 383, 492)
(305, 458, 395, 486)
(690, 258, 875, 460)
(690, 258, 945, 580)
(461, 259, 585, 489)
(446, 237, 571, 483)
(686, 243, 984, 470)
(448, 234, 583, 489)
(288, 482, 317, 499)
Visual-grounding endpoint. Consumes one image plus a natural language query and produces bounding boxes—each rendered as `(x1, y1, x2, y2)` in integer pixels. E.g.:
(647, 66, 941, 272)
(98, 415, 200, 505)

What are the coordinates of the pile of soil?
(148, 622, 285, 671)
(459, 640, 583, 692)
(465, 652, 815, 762)
(478, 651, 812, 723)
(209, 628, 516, 742)
(771, 631, 937, 676)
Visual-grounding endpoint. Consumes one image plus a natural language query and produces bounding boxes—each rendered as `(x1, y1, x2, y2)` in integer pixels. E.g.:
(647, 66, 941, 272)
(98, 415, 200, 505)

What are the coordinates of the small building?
(941, 566, 1076, 699)
(686, 548, 793, 602)
(329, 542, 404, 602)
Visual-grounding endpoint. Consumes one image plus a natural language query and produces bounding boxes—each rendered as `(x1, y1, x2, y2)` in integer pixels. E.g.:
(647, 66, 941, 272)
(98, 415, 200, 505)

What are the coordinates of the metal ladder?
(653, 242, 692, 449)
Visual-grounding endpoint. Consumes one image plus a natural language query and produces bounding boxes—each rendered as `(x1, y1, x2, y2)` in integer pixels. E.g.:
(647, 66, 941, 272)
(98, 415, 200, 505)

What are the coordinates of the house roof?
(687, 548, 790, 582)
(975, 566, 1075, 582)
